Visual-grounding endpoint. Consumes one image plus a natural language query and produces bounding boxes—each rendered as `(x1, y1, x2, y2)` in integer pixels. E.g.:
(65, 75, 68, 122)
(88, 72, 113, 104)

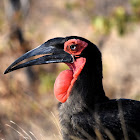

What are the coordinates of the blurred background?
(0, 0, 140, 139)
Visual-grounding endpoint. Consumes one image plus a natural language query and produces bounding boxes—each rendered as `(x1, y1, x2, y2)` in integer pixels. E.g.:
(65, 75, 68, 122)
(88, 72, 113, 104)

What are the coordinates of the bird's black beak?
(4, 42, 73, 74)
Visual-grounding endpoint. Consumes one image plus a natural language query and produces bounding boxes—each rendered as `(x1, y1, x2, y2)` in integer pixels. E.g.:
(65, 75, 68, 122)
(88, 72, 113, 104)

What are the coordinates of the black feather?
(58, 36, 140, 140)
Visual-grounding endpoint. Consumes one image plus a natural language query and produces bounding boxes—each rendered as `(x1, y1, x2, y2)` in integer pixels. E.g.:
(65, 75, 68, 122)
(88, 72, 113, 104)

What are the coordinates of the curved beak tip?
(4, 69, 10, 74)
(4, 70, 8, 74)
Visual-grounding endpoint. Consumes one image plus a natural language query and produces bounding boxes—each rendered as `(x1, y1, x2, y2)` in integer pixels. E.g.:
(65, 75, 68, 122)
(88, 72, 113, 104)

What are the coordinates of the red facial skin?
(54, 39, 88, 103)
(64, 39, 88, 56)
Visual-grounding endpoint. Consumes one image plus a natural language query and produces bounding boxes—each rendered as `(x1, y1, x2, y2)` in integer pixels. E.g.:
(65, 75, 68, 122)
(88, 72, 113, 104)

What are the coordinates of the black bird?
(4, 36, 140, 140)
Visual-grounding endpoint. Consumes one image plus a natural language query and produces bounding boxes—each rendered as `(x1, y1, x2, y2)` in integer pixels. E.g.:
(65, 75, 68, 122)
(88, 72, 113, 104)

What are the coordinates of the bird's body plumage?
(59, 98, 140, 140)
(4, 36, 140, 140)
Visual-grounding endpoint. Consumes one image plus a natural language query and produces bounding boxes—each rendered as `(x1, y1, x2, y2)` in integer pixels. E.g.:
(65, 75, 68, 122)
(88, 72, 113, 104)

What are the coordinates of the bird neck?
(67, 56, 109, 109)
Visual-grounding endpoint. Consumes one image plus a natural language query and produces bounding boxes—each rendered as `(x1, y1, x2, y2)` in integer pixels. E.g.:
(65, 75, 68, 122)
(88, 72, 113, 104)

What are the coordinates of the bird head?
(4, 36, 102, 103)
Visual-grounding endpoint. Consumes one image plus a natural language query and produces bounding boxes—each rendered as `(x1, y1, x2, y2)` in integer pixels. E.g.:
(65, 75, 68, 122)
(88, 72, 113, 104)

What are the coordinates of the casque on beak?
(4, 41, 73, 74)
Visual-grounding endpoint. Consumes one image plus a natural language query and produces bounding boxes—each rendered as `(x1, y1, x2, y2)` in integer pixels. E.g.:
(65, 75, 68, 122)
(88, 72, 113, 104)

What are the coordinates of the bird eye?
(70, 44, 77, 51)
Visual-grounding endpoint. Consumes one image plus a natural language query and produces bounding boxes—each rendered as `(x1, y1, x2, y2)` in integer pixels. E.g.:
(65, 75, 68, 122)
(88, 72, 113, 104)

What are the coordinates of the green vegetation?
(65, 0, 140, 35)
(92, 4, 140, 35)
(130, 0, 140, 18)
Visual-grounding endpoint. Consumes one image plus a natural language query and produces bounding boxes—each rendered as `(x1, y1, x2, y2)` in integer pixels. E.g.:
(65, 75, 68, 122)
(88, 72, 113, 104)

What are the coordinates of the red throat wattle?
(54, 57, 86, 103)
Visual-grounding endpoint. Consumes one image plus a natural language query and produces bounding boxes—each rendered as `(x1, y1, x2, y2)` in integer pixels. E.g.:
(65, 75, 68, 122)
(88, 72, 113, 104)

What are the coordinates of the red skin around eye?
(64, 39, 88, 55)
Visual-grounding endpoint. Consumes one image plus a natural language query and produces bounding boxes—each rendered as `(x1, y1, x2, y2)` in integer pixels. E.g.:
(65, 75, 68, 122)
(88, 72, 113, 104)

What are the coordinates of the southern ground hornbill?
(4, 36, 140, 140)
